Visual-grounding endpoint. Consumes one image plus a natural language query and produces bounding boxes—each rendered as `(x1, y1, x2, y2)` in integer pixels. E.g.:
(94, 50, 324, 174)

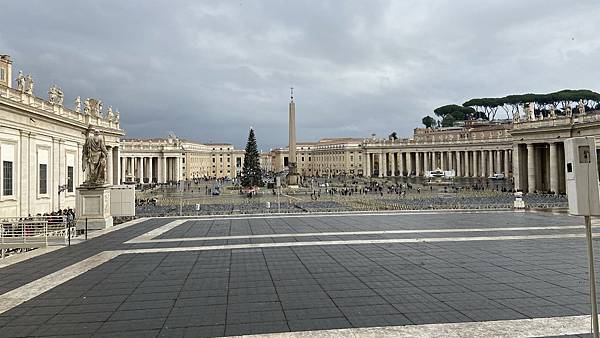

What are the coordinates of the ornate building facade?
(120, 138, 244, 183)
(0, 55, 124, 218)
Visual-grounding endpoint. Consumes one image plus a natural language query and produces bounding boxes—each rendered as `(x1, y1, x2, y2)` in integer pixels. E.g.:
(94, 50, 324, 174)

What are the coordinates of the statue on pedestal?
(525, 104, 535, 121)
(549, 104, 556, 119)
(513, 112, 521, 123)
(578, 99, 586, 115)
(84, 98, 91, 115)
(75, 96, 81, 113)
(107, 106, 114, 121)
(48, 84, 63, 105)
(82, 127, 108, 187)
(25, 74, 34, 95)
(16, 71, 25, 92)
(566, 106, 572, 117)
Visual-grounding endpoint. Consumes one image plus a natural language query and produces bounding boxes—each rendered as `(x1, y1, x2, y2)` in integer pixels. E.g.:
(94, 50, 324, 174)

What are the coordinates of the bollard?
(68, 226, 71, 246)
(85, 218, 88, 240)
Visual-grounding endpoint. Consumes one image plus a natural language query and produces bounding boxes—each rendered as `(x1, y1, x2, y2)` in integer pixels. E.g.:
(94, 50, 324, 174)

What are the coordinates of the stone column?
(106, 147, 113, 185)
(456, 151, 461, 177)
(120, 157, 126, 184)
(527, 144, 536, 193)
(479, 150, 485, 177)
(471, 151, 476, 177)
(381, 151, 387, 177)
(513, 145, 521, 191)
(504, 150, 510, 176)
(365, 152, 371, 177)
(406, 152, 413, 176)
(390, 153, 396, 176)
(415, 152, 421, 176)
(113, 147, 120, 185)
(495, 150, 501, 176)
(175, 157, 181, 182)
(549, 142, 558, 194)
(141, 157, 146, 183)
(398, 153, 404, 176)
(488, 150, 494, 177)
(148, 156, 154, 183)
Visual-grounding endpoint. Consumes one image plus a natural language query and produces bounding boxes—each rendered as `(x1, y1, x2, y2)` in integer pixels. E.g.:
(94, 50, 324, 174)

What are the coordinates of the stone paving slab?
(0, 211, 599, 337)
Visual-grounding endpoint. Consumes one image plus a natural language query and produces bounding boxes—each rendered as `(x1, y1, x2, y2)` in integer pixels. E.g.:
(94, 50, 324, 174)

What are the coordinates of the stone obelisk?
(287, 87, 300, 187)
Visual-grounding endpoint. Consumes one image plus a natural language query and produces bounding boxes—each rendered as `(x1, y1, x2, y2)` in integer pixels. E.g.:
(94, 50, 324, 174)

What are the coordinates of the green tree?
(422, 116, 436, 128)
(441, 114, 456, 127)
(241, 128, 263, 187)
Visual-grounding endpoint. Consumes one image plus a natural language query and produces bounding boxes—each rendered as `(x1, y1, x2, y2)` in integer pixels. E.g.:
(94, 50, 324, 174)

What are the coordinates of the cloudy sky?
(2, 1, 599, 150)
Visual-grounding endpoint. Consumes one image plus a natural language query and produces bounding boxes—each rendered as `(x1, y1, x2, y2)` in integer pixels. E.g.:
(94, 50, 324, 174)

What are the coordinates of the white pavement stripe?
(121, 233, 593, 254)
(229, 315, 593, 338)
(129, 225, 587, 244)
(0, 250, 122, 315)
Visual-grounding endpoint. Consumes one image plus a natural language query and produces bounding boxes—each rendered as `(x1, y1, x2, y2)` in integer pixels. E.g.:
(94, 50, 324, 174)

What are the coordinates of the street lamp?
(57, 184, 68, 211)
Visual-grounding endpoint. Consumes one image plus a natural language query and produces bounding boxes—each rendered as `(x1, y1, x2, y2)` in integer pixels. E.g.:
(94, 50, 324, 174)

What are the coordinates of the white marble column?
(456, 151, 461, 177)
(398, 153, 404, 177)
(381, 151, 387, 177)
(549, 143, 558, 194)
(148, 156, 154, 183)
(488, 150, 494, 177)
(479, 150, 486, 177)
(120, 157, 125, 184)
(365, 152, 371, 177)
(504, 150, 510, 176)
(175, 157, 181, 182)
(139, 157, 144, 183)
(513, 145, 521, 191)
(390, 152, 396, 176)
(527, 144, 536, 193)
(406, 152, 413, 176)
(495, 150, 501, 176)
(106, 147, 113, 185)
(415, 152, 421, 176)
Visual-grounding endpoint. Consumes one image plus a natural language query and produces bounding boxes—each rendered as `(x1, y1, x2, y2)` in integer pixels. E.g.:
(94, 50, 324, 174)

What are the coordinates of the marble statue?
(25, 74, 34, 95)
(56, 86, 64, 106)
(525, 105, 535, 121)
(538, 112, 544, 121)
(82, 127, 108, 186)
(75, 96, 81, 113)
(16, 71, 25, 92)
(549, 104, 556, 119)
(106, 106, 114, 121)
(513, 112, 521, 123)
(115, 110, 120, 123)
(84, 98, 91, 115)
(566, 106, 572, 117)
(578, 99, 586, 115)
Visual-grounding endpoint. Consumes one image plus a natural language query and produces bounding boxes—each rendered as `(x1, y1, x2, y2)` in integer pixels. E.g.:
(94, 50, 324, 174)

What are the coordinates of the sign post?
(565, 137, 600, 338)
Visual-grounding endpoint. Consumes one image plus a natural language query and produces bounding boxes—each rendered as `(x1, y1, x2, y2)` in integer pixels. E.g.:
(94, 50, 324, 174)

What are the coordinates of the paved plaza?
(0, 211, 599, 337)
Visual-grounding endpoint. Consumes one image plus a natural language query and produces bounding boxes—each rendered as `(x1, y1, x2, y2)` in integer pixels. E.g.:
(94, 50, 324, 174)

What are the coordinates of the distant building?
(120, 138, 244, 182)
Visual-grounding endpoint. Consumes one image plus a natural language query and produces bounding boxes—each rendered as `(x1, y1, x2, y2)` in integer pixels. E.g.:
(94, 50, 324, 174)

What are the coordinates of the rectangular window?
(67, 166, 74, 192)
(0, 68, 5, 81)
(39, 163, 47, 194)
(3, 161, 13, 196)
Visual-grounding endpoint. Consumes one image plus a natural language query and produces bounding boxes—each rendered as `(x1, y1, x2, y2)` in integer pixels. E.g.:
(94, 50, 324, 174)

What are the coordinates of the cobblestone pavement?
(0, 211, 598, 337)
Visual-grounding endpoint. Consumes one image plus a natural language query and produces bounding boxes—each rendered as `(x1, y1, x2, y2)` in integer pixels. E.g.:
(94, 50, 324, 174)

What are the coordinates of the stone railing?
(0, 85, 121, 131)
(363, 135, 511, 148)
(512, 110, 600, 130)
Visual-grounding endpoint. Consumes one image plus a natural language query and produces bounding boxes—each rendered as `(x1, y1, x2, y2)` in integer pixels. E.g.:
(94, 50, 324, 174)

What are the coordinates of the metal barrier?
(0, 216, 74, 257)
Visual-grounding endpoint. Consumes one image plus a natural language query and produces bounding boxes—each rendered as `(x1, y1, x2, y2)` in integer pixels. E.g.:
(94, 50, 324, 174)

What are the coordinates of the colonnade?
(364, 149, 512, 179)
(119, 155, 181, 184)
(513, 142, 565, 194)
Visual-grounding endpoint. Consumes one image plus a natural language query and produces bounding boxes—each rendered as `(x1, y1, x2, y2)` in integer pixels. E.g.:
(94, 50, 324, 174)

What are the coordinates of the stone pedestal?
(76, 184, 113, 230)
(287, 163, 301, 188)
